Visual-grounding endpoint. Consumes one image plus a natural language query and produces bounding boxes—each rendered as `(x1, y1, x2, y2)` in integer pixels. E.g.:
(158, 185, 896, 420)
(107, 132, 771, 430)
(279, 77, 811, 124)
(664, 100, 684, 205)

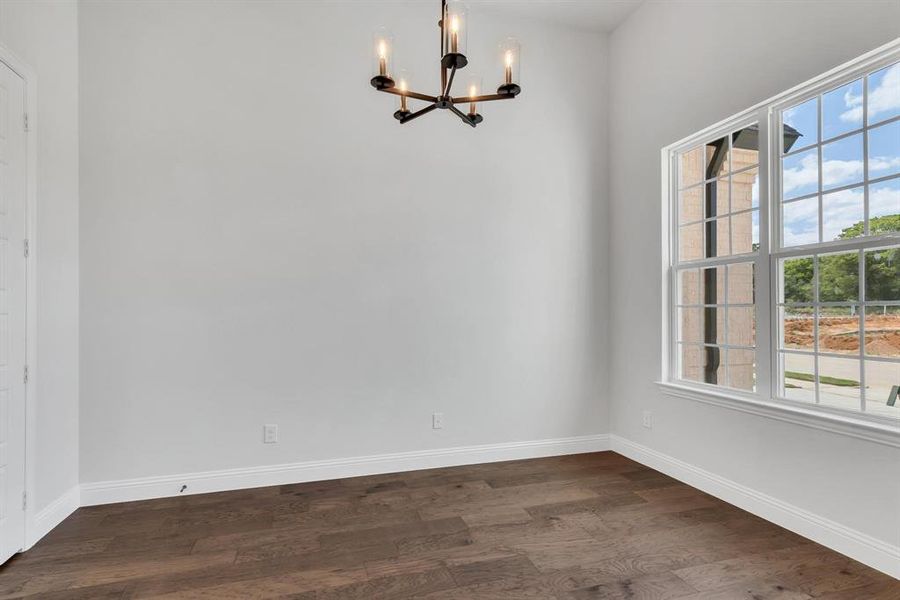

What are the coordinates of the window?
(665, 43, 900, 426)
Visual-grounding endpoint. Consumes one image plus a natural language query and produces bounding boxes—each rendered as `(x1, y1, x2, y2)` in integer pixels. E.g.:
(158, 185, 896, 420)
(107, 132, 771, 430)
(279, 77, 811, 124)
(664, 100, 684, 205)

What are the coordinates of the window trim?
(661, 39, 900, 441)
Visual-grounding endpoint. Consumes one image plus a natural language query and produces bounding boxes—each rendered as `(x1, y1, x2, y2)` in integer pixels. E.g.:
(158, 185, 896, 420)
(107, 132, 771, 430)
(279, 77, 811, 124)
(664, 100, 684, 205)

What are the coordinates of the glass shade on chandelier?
(497, 38, 521, 96)
(441, 0, 468, 69)
(371, 26, 394, 89)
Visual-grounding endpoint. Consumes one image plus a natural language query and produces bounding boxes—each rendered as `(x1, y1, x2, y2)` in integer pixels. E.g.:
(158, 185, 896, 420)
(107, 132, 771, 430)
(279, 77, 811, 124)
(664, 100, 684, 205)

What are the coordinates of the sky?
(782, 62, 900, 247)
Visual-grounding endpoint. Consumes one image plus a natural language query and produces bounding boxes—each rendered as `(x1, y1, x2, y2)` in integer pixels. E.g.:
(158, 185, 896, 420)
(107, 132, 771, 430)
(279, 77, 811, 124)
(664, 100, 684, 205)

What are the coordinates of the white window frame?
(660, 40, 900, 445)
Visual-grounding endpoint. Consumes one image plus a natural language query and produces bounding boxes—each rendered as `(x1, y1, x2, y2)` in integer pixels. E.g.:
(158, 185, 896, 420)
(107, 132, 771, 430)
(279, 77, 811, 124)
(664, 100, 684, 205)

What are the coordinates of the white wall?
(609, 1, 900, 548)
(78, 1, 609, 484)
(0, 0, 80, 514)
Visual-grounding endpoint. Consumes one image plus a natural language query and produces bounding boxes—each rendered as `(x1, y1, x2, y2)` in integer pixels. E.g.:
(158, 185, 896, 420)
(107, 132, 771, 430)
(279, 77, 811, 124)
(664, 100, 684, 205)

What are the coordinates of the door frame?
(0, 42, 38, 552)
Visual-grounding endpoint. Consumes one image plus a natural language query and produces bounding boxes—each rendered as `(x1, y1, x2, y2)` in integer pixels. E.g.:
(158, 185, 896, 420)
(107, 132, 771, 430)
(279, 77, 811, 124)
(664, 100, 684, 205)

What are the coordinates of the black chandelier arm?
(399, 103, 439, 124)
(448, 104, 477, 128)
(378, 88, 438, 103)
(451, 93, 516, 104)
(443, 65, 457, 97)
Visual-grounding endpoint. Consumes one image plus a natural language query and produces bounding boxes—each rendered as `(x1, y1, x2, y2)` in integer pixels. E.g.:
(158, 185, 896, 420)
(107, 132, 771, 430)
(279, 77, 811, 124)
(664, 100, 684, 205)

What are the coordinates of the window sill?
(656, 381, 900, 448)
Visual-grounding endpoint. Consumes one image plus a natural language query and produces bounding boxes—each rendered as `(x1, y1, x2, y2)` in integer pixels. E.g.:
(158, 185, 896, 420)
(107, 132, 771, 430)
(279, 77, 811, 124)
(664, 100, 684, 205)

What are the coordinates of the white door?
(0, 60, 27, 565)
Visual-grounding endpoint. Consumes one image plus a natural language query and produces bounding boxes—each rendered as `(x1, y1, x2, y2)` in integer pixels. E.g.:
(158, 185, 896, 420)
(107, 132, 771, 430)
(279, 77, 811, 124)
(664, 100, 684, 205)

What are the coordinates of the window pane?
(705, 178, 729, 218)
(818, 306, 859, 355)
(679, 308, 703, 343)
(823, 79, 863, 140)
(700, 266, 725, 304)
(781, 306, 814, 351)
(818, 356, 861, 411)
(782, 352, 815, 403)
(731, 125, 760, 170)
(681, 344, 726, 385)
(704, 218, 730, 258)
(783, 97, 818, 152)
(752, 210, 760, 250)
(782, 147, 818, 200)
(705, 306, 726, 345)
(864, 360, 900, 419)
(783, 197, 819, 247)
(679, 269, 700, 305)
(705, 137, 729, 179)
(822, 133, 864, 191)
(818, 251, 859, 303)
(679, 185, 703, 224)
(822, 186, 864, 242)
(868, 120, 900, 180)
(727, 262, 754, 304)
(679, 145, 705, 188)
(866, 62, 900, 126)
(864, 306, 900, 358)
(727, 306, 755, 347)
(781, 256, 814, 304)
(679, 222, 703, 262)
(680, 307, 725, 345)
(864, 247, 900, 302)
(731, 210, 755, 255)
(732, 167, 758, 211)
(727, 348, 755, 391)
(869, 178, 900, 227)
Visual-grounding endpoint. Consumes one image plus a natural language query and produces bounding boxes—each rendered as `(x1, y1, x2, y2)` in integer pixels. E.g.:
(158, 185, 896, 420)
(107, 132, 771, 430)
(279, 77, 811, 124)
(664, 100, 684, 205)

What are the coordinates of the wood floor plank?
(0, 451, 895, 599)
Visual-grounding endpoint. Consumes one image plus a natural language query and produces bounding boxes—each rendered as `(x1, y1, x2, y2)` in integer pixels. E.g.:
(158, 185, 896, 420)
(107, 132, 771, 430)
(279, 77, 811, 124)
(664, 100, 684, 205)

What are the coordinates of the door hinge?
(23, 113, 29, 132)
(22, 491, 26, 511)
(24, 239, 29, 258)
(23, 365, 28, 384)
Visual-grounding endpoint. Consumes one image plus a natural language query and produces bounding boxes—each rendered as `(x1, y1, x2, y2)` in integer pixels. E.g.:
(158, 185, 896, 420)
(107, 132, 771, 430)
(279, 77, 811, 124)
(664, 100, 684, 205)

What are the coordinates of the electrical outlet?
(263, 424, 278, 443)
(432, 412, 444, 429)
(642, 410, 653, 429)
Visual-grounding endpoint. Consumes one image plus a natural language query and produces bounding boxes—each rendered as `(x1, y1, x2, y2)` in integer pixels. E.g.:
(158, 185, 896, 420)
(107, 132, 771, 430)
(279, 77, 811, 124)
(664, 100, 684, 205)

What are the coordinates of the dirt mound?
(783, 314, 900, 356)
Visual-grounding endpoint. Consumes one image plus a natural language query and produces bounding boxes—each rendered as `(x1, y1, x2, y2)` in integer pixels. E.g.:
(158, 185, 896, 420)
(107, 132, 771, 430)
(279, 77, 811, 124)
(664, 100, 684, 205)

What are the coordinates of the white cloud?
(783, 197, 818, 246)
(822, 187, 863, 241)
(782, 180, 899, 246)
(783, 154, 866, 196)
(869, 155, 900, 174)
(783, 153, 819, 196)
(840, 63, 900, 123)
(870, 182, 900, 218)
(839, 86, 863, 124)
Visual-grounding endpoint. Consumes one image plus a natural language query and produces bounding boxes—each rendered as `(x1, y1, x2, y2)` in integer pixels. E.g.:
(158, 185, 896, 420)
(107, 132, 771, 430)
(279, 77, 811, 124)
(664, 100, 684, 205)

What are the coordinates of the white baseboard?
(610, 434, 900, 580)
(26, 486, 80, 549)
(80, 434, 611, 507)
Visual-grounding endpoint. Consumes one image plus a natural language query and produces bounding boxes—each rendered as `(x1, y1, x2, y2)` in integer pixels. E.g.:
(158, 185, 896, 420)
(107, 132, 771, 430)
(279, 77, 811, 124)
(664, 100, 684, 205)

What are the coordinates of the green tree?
(783, 215, 899, 303)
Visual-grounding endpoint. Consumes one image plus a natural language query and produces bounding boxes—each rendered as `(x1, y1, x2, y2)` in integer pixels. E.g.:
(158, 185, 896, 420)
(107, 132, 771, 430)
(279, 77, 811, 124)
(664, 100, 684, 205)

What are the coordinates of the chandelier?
(369, 0, 521, 128)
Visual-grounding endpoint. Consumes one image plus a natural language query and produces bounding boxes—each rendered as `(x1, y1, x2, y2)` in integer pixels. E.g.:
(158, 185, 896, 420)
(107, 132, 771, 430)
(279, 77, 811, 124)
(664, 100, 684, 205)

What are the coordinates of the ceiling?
(470, 0, 644, 33)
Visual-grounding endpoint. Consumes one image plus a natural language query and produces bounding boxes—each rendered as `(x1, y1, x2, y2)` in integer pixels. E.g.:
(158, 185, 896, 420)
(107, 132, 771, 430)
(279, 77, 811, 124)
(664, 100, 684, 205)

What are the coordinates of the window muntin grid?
(674, 126, 760, 393)
(667, 47, 900, 425)
(773, 59, 900, 420)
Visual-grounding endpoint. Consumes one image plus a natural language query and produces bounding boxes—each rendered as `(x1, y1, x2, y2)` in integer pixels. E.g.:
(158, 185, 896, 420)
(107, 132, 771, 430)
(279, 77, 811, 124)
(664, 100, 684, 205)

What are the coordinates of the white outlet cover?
(263, 424, 278, 443)
(432, 412, 444, 429)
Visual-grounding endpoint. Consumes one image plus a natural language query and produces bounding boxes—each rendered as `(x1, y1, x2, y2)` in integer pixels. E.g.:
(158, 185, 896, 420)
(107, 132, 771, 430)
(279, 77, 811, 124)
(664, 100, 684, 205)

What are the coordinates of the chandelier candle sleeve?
(373, 27, 393, 78)
(398, 70, 410, 112)
(466, 75, 481, 115)
(498, 38, 521, 90)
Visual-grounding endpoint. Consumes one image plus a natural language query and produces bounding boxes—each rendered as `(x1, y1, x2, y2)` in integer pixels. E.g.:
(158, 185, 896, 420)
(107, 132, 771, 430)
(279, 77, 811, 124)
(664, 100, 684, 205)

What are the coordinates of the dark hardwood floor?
(1, 452, 897, 599)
